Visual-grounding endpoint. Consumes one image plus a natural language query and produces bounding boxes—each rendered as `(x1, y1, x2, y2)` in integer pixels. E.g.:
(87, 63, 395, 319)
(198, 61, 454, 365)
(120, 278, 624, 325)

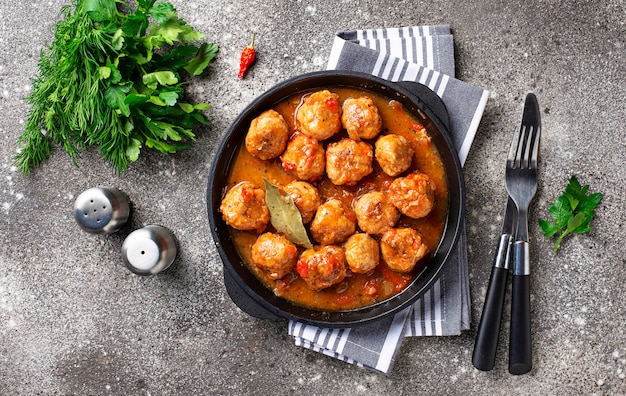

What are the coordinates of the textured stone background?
(1, 0, 624, 394)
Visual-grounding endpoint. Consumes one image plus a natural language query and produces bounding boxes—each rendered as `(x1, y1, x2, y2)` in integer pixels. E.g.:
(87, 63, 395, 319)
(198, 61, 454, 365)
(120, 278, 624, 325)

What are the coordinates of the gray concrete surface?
(1, 0, 625, 394)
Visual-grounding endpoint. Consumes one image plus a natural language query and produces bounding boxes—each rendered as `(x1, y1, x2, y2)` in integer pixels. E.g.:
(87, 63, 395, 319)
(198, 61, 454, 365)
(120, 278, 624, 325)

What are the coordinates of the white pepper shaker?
(74, 187, 130, 234)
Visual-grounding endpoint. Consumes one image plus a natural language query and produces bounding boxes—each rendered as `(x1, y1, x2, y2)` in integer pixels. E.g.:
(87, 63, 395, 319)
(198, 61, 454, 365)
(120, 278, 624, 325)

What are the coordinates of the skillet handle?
(223, 267, 282, 321)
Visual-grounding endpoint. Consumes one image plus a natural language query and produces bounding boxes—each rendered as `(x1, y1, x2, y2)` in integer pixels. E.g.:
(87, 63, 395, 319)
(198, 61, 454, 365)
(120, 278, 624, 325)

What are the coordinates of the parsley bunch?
(16, 0, 218, 173)
(538, 175, 603, 252)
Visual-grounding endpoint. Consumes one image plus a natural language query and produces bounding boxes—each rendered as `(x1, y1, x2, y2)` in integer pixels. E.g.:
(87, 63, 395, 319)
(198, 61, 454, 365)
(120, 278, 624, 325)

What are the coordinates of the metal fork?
(505, 92, 541, 375)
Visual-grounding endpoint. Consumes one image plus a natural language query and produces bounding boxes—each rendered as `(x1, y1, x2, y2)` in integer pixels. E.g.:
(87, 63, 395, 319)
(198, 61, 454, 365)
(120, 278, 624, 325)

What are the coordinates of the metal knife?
(472, 197, 516, 371)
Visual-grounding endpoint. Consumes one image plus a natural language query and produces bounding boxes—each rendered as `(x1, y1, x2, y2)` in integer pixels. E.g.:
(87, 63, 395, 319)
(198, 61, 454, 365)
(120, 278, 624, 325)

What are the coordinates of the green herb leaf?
(263, 179, 313, 248)
(153, 121, 182, 141)
(104, 85, 132, 117)
(108, 62, 122, 83)
(111, 29, 124, 51)
(147, 2, 176, 25)
(122, 12, 149, 37)
(178, 102, 194, 113)
(124, 94, 149, 107)
(126, 138, 142, 161)
(538, 219, 559, 237)
(548, 196, 572, 229)
(193, 103, 211, 111)
(136, 0, 157, 11)
(159, 91, 179, 106)
(142, 71, 178, 89)
(83, 0, 117, 22)
(579, 192, 603, 212)
(149, 96, 167, 106)
(98, 66, 112, 80)
(157, 44, 199, 69)
(146, 137, 176, 154)
(184, 42, 219, 76)
(539, 175, 603, 252)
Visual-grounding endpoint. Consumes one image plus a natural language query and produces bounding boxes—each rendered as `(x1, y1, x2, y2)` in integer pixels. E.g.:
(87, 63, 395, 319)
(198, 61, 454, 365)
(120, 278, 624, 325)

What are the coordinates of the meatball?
(280, 133, 326, 181)
(296, 245, 347, 290)
(296, 90, 342, 140)
(245, 109, 289, 160)
(310, 198, 356, 245)
(389, 172, 436, 219)
(251, 232, 298, 280)
(341, 96, 383, 140)
(326, 138, 374, 186)
(283, 181, 321, 224)
(375, 134, 415, 176)
(344, 233, 379, 274)
(219, 181, 270, 233)
(380, 228, 429, 273)
(353, 191, 399, 234)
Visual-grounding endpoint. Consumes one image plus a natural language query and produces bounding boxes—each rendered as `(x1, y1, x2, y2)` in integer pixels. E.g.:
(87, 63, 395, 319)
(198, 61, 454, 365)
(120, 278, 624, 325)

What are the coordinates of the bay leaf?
(263, 178, 313, 248)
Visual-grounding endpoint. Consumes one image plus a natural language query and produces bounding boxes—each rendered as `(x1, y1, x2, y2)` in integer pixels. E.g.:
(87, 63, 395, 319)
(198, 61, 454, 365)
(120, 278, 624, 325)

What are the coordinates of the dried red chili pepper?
(237, 33, 256, 78)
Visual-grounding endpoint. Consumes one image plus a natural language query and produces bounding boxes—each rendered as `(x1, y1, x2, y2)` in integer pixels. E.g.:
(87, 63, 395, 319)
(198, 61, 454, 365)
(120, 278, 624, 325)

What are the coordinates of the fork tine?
(519, 125, 530, 169)
(508, 125, 522, 168)
(530, 125, 540, 169)
(508, 93, 541, 170)
(522, 125, 537, 169)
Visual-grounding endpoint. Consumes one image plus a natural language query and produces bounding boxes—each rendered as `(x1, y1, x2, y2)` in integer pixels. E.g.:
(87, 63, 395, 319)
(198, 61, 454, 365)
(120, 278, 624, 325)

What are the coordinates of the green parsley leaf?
(98, 66, 112, 80)
(126, 138, 142, 161)
(136, 0, 157, 11)
(111, 29, 125, 51)
(83, 0, 117, 22)
(548, 195, 572, 229)
(124, 94, 149, 107)
(156, 45, 199, 70)
(538, 219, 560, 237)
(539, 175, 603, 252)
(104, 84, 132, 117)
(184, 42, 219, 76)
(122, 12, 149, 37)
(142, 71, 178, 89)
(147, 2, 176, 25)
(159, 91, 179, 106)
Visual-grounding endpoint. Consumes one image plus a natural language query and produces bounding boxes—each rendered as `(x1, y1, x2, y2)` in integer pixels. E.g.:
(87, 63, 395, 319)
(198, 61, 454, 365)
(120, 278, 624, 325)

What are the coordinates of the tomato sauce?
(225, 87, 449, 311)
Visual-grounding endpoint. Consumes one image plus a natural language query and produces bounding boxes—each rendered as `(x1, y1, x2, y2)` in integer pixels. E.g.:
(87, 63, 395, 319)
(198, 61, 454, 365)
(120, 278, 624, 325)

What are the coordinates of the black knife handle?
(472, 233, 511, 371)
(472, 265, 509, 371)
(509, 241, 532, 375)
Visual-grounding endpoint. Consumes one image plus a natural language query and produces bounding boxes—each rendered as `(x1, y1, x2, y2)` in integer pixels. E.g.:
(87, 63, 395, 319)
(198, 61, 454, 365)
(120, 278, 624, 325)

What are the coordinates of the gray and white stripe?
(338, 25, 455, 77)
(289, 308, 410, 373)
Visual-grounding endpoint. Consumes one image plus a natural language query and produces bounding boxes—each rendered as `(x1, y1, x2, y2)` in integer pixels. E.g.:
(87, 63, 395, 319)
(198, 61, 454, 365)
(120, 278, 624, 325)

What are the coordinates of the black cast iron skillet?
(207, 70, 465, 327)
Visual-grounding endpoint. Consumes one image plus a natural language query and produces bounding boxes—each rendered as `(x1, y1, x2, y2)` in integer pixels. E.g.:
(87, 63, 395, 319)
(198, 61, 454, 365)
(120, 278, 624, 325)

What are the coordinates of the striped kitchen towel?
(289, 25, 488, 374)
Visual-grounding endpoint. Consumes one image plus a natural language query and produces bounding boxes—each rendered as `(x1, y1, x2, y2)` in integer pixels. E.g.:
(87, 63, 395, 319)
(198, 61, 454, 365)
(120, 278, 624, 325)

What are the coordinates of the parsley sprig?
(16, 0, 218, 173)
(538, 175, 603, 252)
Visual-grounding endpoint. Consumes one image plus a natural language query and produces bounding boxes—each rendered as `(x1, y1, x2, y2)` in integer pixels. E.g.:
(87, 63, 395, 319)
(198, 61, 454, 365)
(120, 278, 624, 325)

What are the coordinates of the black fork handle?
(509, 241, 532, 375)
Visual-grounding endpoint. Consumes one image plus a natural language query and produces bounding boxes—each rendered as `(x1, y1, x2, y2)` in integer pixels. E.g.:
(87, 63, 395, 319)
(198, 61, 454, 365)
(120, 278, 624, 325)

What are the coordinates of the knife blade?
(472, 197, 516, 371)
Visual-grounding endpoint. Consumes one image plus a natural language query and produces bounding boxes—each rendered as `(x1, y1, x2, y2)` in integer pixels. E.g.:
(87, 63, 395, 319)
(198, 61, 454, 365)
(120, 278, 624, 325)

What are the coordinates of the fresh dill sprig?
(16, 0, 218, 173)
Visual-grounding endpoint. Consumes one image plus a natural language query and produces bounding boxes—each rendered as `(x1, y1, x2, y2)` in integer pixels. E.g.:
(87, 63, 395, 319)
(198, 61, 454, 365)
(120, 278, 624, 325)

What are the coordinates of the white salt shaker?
(122, 225, 177, 275)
